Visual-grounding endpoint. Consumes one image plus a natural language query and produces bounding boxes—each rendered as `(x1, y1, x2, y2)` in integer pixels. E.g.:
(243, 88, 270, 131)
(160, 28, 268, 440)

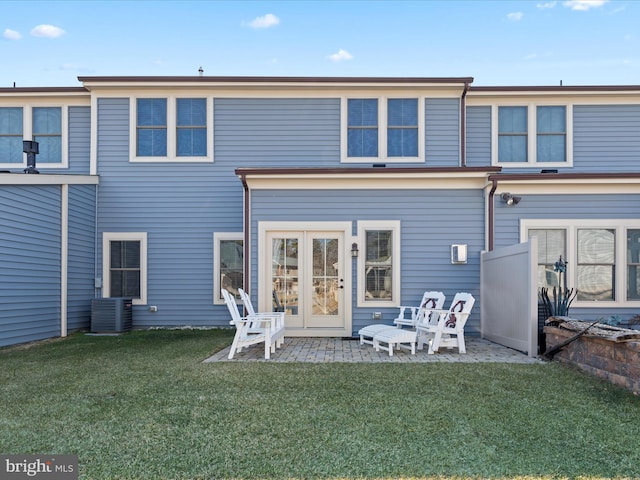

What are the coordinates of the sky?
(0, 0, 638, 88)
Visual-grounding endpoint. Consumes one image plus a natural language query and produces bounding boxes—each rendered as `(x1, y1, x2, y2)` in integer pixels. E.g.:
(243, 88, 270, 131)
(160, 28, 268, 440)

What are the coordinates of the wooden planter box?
(544, 318, 640, 395)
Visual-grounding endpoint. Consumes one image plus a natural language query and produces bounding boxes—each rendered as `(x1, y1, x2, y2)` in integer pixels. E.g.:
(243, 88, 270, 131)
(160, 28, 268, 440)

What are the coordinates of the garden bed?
(544, 317, 640, 395)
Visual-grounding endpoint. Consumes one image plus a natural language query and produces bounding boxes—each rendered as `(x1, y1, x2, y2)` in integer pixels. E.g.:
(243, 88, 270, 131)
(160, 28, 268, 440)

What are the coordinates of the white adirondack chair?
(221, 288, 285, 360)
(238, 288, 285, 339)
(416, 292, 475, 354)
(358, 291, 445, 348)
(358, 291, 445, 355)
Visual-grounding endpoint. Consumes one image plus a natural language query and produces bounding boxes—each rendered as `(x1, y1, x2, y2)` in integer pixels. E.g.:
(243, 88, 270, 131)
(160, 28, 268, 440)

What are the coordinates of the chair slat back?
(221, 288, 243, 325)
(238, 288, 256, 316)
(418, 291, 446, 324)
(443, 292, 475, 328)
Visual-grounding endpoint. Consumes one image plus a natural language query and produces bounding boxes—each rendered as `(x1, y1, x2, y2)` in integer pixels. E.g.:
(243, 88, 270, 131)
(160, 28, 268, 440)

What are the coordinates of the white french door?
(260, 223, 351, 337)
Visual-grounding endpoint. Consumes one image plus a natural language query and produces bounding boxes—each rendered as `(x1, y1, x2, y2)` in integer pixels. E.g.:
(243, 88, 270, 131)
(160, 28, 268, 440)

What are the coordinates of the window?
(103, 232, 147, 305)
(213, 233, 243, 304)
(577, 228, 615, 301)
(137, 98, 167, 157)
(525, 220, 640, 306)
(627, 230, 640, 301)
(0, 107, 23, 163)
(387, 99, 418, 157)
(528, 229, 566, 289)
(0, 105, 67, 168)
(177, 98, 207, 156)
(498, 106, 527, 163)
(357, 221, 400, 307)
(495, 104, 571, 167)
(537, 106, 566, 163)
(347, 99, 378, 157)
(131, 97, 211, 162)
(343, 97, 423, 163)
(32, 107, 62, 164)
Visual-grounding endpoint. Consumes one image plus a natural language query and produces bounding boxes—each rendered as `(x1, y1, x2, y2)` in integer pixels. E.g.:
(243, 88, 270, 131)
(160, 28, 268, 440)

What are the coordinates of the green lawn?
(1, 329, 639, 480)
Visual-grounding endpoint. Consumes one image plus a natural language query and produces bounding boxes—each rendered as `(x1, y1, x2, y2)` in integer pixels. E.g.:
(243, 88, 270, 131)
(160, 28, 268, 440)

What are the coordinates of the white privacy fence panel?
(480, 238, 538, 357)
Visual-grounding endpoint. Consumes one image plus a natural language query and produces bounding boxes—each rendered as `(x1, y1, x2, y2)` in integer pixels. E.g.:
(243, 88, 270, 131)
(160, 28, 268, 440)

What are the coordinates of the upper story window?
(136, 99, 167, 157)
(33, 107, 62, 164)
(0, 106, 67, 169)
(342, 97, 423, 163)
(0, 107, 23, 164)
(130, 97, 211, 162)
(494, 104, 571, 167)
(177, 98, 207, 157)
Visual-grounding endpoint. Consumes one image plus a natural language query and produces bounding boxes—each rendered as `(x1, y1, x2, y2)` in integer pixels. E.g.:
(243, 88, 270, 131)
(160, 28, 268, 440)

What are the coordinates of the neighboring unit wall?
(0, 185, 62, 347)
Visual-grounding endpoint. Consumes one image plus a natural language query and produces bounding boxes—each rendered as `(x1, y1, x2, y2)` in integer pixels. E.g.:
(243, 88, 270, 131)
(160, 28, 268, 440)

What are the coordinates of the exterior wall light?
(501, 192, 521, 206)
(351, 242, 359, 257)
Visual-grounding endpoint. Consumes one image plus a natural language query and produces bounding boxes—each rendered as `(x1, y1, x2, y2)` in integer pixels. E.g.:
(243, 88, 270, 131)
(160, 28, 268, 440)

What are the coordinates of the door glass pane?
(272, 238, 299, 315)
(312, 238, 339, 315)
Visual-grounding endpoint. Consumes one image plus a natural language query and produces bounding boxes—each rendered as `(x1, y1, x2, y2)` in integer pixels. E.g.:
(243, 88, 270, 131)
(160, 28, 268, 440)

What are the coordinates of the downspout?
(239, 172, 250, 296)
(488, 178, 498, 251)
(460, 81, 470, 167)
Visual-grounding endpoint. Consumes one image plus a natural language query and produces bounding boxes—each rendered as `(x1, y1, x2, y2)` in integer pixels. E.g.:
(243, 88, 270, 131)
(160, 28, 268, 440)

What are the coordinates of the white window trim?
(357, 220, 401, 307)
(341, 97, 425, 164)
(102, 232, 148, 305)
(213, 232, 244, 305)
(0, 104, 69, 169)
(492, 103, 573, 168)
(521, 219, 640, 308)
(129, 96, 213, 163)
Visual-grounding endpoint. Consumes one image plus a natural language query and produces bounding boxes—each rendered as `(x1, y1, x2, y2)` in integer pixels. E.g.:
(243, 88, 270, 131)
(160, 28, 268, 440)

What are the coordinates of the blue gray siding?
(250, 188, 484, 335)
(67, 184, 97, 331)
(214, 98, 340, 166)
(573, 105, 640, 172)
(425, 98, 460, 166)
(0, 185, 62, 347)
(465, 106, 491, 167)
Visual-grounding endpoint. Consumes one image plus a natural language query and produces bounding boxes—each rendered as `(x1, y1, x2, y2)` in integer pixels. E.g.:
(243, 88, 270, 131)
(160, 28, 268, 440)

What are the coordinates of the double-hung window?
(495, 104, 570, 167)
(343, 97, 422, 163)
(131, 97, 211, 162)
(0, 107, 23, 164)
(0, 106, 67, 168)
(213, 233, 244, 304)
(136, 99, 167, 157)
(357, 221, 400, 307)
(103, 232, 147, 305)
(33, 107, 62, 164)
(177, 98, 207, 157)
(525, 220, 640, 306)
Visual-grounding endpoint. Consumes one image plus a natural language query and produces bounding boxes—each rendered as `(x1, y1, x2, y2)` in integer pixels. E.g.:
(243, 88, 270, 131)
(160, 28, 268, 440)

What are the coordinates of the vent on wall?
(91, 298, 133, 333)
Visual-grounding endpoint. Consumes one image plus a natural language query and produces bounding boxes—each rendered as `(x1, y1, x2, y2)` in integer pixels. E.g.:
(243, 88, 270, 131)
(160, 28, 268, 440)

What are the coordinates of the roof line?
(236, 166, 501, 176)
(471, 85, 640, 92)
(489, 172, 640, 181)
(78, 75, 475, 84)
(0, 86, 88, 93)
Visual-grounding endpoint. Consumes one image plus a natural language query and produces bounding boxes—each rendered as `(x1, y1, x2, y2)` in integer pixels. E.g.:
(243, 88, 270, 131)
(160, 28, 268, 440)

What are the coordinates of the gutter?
(461, 81, 470, 167)
(488, 178, 498, 251)
(238, 172, 250, 296)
